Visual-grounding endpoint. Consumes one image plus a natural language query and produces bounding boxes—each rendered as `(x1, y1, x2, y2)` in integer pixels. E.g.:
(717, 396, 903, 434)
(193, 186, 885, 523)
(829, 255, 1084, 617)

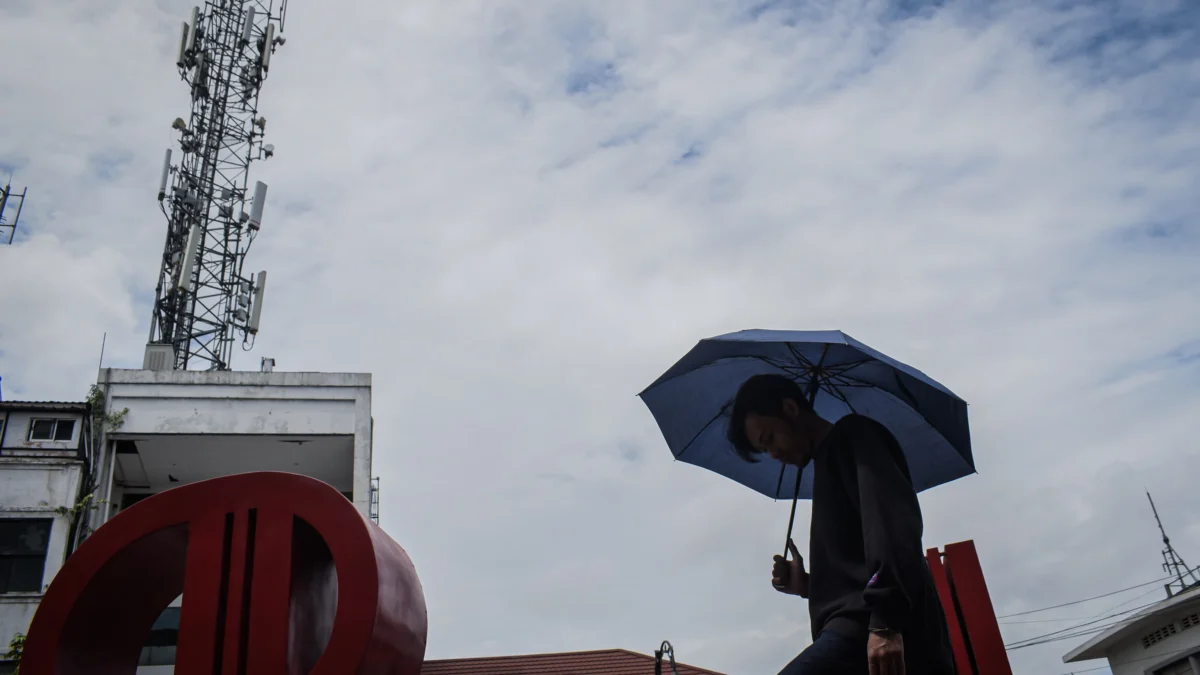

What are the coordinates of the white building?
(92, 367, 376, 528)
(1063, 585, 1200, 675)
(0, 366, 378, 673)
(0, 400, 93, 671)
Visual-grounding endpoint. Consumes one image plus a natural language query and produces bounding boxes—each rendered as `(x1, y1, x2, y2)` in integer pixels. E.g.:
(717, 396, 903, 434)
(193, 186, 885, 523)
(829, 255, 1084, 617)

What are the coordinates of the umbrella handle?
(783, 465, 803, 560)
(783, 379, 817, 560)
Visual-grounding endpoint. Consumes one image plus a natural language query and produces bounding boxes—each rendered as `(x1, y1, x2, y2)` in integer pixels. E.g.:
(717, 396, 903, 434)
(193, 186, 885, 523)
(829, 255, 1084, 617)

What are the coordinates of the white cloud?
(2, 0, 1199, 673)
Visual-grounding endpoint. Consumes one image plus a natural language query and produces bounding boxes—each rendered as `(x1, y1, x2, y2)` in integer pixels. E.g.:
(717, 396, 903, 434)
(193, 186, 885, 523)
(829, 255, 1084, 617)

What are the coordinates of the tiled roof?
(421, 649, 726, 675)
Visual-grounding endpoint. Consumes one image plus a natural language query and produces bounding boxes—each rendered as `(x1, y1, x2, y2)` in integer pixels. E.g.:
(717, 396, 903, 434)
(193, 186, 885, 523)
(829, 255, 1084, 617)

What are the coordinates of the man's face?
(742, 399, 817, 466)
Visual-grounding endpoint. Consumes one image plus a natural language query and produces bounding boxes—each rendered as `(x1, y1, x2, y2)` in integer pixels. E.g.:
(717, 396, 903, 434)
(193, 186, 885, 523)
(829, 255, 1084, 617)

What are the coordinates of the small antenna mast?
(0, 177, 29, 245)
(1147, 492, 1200, 598)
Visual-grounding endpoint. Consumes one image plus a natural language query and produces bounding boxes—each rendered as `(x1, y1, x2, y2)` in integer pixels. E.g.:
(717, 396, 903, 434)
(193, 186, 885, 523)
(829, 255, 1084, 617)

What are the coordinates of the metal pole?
(783, 465, 803, 560)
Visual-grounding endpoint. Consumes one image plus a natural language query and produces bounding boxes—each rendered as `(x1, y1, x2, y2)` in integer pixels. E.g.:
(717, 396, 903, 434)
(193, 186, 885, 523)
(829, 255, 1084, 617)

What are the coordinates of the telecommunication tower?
(1147, 492, 1200, 598)
(147, 1, 288, 370)
(0, 178, 28, 245)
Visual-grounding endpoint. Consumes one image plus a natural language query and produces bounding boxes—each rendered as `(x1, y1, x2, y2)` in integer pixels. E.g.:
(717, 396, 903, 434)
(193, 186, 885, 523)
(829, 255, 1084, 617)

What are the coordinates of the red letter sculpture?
(21, 472, 427, 674)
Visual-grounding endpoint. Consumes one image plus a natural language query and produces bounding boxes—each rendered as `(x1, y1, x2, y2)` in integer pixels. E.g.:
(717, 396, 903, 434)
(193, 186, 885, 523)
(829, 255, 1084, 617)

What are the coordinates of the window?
(27, 418, 75, 442)
(0, 519, 51, 593)
(139, 606, 179, 667)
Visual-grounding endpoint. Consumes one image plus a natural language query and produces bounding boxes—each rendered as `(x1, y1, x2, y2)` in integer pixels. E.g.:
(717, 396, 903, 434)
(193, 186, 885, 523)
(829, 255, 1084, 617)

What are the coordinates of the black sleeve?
(839, 416, 926, 633)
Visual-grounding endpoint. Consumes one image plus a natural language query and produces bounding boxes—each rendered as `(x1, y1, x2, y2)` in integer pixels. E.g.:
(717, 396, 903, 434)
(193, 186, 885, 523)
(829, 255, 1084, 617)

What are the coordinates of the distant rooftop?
(1064, 584, 1200, 663)
(0, 400, 88, 412)
(420, 648, 727, 675)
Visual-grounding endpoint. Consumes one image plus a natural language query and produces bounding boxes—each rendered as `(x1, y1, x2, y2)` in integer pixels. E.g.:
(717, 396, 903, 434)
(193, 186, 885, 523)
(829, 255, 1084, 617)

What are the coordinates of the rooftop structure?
(1063, 495, 1200, 675)
(1062, 586, 1200, 675)
(92, 367, 376, 528)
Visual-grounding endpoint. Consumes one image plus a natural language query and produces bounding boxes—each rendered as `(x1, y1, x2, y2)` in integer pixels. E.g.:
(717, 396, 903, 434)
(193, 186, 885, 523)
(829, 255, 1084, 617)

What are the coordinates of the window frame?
(0, 518, 53, 595)
(26, 418, 76, 443)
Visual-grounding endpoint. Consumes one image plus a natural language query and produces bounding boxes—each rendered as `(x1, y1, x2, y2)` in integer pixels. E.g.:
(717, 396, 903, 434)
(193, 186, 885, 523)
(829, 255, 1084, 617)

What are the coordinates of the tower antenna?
(148, 0, 286, 370)
(0, 177, 29, 245)
(1147, 492, 1200, 598)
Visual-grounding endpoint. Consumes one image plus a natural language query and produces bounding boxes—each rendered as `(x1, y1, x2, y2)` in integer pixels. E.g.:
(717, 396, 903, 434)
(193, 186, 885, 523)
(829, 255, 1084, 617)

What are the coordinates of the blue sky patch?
(566, 61, 618, 96)
(87, 150, 133, 182)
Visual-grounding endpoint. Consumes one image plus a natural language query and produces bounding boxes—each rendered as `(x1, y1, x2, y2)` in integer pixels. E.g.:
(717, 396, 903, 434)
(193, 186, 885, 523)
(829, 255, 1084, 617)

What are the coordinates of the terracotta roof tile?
(421, 649, 726, 675)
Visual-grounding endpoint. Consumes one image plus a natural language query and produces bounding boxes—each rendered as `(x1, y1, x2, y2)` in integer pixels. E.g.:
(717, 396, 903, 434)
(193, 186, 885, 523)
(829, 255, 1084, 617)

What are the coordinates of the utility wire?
(1005, 601, 1159, 651)
(1000, 584, 1167, 625)
(996, 576, 1171, 619)
(1005, 600, 1161, 651)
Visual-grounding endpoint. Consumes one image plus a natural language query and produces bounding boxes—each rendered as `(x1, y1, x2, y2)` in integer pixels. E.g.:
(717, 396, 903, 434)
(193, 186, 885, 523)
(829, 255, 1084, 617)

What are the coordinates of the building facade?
(0, 401, 92, 669)
(1063, 586, 1200, 675)
(1, 367, 377, 673)
(91, 368, 375, 530)
(92, 367, 376, 673)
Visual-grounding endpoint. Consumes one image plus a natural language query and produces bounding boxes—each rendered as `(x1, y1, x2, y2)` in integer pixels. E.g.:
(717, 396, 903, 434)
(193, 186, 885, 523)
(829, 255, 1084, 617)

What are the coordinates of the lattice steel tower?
(1147, 492, 1200, 598)
(0, 179, 28, 245)
(147, 1, 287, 370)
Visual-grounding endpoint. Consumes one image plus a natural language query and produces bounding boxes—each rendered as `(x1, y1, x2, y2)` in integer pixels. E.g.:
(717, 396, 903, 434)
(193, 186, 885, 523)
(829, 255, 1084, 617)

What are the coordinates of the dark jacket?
(806, 414, 955, 672)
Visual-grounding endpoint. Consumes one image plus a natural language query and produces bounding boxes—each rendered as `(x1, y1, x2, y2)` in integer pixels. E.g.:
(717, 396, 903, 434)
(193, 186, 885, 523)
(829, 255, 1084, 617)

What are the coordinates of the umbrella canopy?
(638, 330, 974, 500)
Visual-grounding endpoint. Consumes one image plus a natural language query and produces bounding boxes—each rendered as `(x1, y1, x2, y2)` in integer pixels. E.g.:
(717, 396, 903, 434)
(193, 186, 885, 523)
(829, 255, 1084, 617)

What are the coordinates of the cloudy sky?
(2, 0, 1199, 672)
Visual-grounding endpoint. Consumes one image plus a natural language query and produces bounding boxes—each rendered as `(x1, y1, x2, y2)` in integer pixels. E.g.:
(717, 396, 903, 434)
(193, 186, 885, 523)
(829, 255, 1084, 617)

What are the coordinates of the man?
(727, 374, 955, 675)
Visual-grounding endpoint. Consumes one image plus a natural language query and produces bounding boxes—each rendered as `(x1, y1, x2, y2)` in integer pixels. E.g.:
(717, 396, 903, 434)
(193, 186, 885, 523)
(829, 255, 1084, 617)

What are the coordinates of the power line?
(1006, 601, 1159, 651)
(998, 576, 1166, 619)
(1005, 600, 1161, 651)
(1000, 584, 1167, 626)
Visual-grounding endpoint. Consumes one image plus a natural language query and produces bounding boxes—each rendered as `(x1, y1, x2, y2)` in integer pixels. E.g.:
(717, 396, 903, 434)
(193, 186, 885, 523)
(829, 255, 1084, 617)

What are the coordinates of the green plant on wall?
(4, 632, 24, 673)
(54, 492, 107, 519)
(73, 385, 128, 551)
(86, 385, 128, 432)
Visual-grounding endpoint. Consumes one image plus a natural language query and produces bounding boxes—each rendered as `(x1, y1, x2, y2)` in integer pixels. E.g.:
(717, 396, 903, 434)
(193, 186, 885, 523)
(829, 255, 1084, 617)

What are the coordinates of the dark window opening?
(0, 519, 51, 593)
(53, 419, 75, 441)
(28, 419, 55, 441)
(27, 418, 75, 443)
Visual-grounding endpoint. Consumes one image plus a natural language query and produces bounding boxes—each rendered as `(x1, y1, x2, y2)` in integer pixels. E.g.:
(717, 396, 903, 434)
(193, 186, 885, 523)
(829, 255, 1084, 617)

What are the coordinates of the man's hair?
(727, 374, 813, 462)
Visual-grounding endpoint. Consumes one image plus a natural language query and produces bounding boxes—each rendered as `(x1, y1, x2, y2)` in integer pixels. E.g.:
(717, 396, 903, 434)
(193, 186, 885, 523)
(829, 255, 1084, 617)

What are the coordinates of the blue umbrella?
(639, 330, 974, 550)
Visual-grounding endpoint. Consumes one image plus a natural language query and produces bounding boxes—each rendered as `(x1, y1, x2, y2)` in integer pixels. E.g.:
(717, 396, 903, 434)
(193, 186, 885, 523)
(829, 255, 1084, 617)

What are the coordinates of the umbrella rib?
(891, 369, 921, 409)
(823, 382, 859, 414)
(674, 400, 732, 461)
(824, 359, 874, 375)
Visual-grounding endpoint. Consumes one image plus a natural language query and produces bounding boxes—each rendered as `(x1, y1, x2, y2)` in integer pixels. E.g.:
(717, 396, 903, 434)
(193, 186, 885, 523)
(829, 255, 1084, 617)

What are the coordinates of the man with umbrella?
(730, 373, 955, 674)
(640, 331, 971, 675)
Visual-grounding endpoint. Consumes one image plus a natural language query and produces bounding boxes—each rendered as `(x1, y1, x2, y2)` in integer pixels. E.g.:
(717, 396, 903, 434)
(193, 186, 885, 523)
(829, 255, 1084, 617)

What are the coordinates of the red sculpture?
(21, 472, 427, 674)
(927, 540, 1012, 675)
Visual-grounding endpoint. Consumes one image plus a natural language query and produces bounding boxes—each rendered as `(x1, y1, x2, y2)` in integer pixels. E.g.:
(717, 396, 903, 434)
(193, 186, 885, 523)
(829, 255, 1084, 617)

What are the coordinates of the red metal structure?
(20, 472, 427, 674)
(927, 540, 1012, 675)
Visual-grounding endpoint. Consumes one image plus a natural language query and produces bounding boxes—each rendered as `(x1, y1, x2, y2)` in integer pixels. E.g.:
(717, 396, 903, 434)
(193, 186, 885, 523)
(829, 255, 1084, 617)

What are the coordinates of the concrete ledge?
(98, 368, 371, 388)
